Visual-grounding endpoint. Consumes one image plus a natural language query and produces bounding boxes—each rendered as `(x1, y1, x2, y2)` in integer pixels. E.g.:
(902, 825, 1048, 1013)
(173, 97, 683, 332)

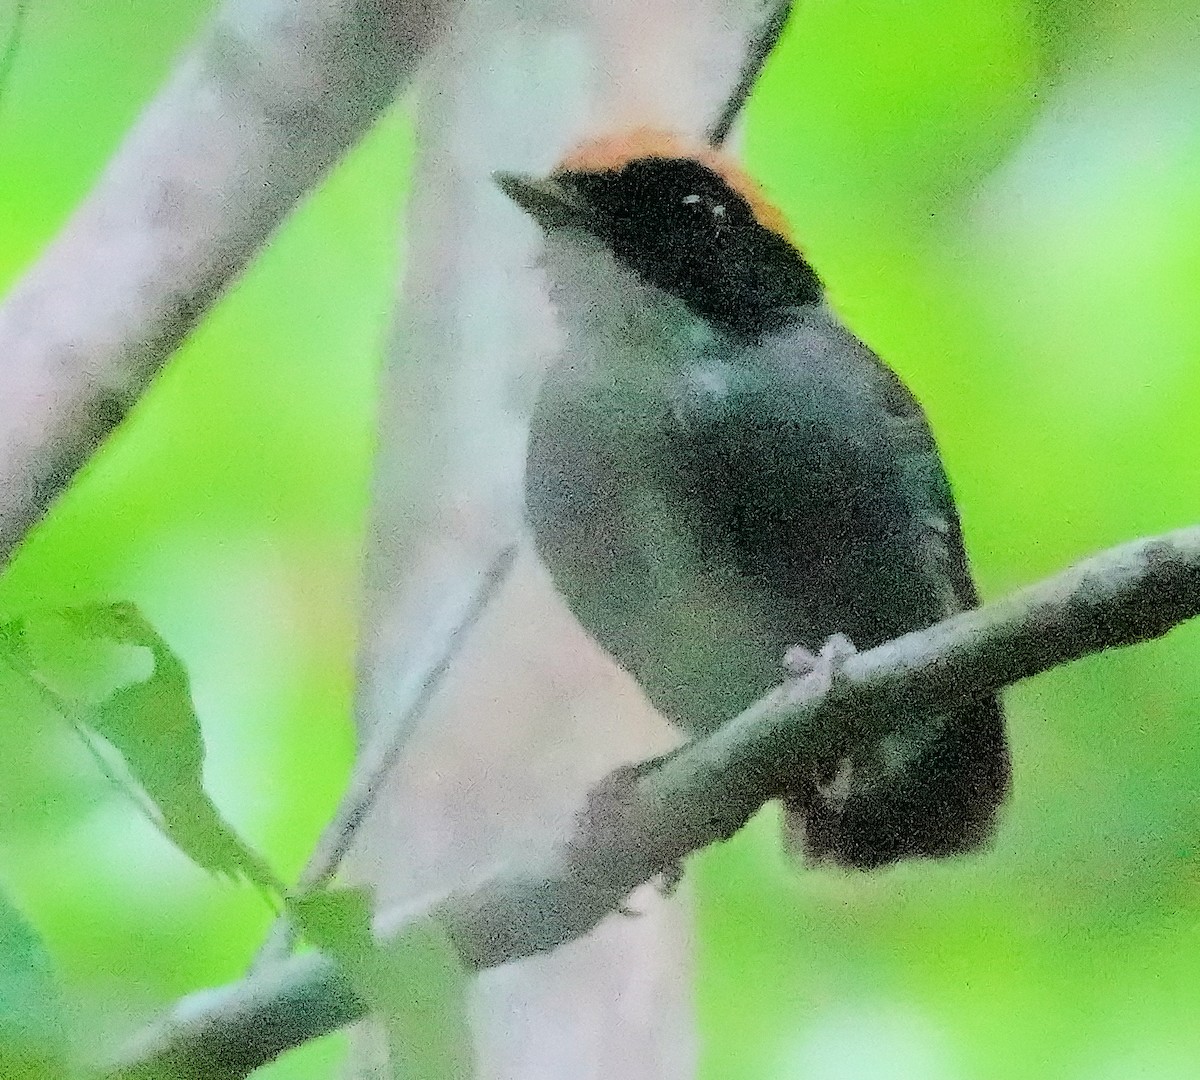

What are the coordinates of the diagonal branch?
(0, 0, 459, 570)
(0, 0, 27, 112)
(707, 0, 794, 146)
(103, 525, 1200, 1080)
(249, 543, 517, 971)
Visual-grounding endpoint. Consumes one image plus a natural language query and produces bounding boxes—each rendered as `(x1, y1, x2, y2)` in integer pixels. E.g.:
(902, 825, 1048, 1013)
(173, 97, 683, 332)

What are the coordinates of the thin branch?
(0, 0, 27, 113)
(107, 952, 360, 1080)
(249, 544, 518, 970)
(707, 0, 794, 146)
(103, 525, 1200, 1080)
(0, 0, 459, 571)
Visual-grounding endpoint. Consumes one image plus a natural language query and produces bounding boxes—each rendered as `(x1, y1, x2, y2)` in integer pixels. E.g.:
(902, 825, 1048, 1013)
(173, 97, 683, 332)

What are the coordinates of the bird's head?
(495, 129, 822, 337)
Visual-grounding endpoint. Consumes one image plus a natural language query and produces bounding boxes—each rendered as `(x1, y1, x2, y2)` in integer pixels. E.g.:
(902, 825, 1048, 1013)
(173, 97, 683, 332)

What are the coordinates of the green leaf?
(288, 886, 374, 957)
(0, 602, 283, 900)
(369, 921, 472, 1080)
(290, 887, 472, 1079)
(0, 889, 70, 1080)
(371, 919, 473, 1080)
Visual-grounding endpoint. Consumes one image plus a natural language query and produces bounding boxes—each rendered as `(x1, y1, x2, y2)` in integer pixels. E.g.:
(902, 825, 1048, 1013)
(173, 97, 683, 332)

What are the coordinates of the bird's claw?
(614, 862, 685, 918)
(656, 860, 684, 896)
(784, 635, 862, 801)
(580, 752, 687, 919)
(578, 750, 685, 919)
(783, 632, 857, 693)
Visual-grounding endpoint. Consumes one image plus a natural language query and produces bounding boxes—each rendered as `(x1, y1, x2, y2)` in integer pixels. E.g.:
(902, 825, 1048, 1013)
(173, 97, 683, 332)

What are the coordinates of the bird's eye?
(712, 204, 726, 218)
(681, 194, 701, 207)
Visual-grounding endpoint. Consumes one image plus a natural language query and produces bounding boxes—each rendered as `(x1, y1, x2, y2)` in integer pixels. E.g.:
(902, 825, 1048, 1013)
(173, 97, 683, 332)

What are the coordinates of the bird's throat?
(541, 230, 721, 398)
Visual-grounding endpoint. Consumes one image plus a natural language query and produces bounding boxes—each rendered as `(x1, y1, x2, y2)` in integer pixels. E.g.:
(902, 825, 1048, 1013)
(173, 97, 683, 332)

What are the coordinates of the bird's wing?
(858, 349, 981, 613)
(663, 309, 974, 648)
(664, 311, 1010, 868)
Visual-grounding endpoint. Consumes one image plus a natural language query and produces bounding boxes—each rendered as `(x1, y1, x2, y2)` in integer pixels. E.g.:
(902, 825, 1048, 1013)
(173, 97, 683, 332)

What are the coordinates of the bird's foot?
(614, 862, 685, 917)
(578, 749, 685, 917)
(783, 632, 858, 693)
(656, 859, 685, 897)
(812, 756, 855, 814)
(784, 635, 862, 809)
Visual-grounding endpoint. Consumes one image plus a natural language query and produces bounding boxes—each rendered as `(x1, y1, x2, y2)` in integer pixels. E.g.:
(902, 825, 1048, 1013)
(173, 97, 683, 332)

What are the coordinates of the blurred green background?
(2, 0, 1199, 1077)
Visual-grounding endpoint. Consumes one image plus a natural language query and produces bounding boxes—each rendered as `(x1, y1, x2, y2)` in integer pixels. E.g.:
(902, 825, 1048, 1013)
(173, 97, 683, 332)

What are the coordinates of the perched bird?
(495, 130, 1009, 869)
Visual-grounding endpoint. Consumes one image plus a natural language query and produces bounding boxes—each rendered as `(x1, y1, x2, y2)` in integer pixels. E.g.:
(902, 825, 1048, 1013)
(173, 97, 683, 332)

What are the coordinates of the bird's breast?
(525, 354, 928, 737)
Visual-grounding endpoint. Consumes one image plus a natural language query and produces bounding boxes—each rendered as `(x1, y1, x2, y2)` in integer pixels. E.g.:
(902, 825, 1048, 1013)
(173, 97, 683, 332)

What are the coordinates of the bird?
(494, 129, 1009, 869)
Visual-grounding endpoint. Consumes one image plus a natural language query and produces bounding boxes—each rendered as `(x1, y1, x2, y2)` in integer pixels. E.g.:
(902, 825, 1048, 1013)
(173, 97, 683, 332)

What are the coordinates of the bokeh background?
(2, 0, 1200, 1077)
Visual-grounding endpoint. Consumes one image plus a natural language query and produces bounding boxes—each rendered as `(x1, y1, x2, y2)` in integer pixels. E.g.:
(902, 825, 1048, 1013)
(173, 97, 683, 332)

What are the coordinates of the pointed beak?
(493, 171, 595, 231)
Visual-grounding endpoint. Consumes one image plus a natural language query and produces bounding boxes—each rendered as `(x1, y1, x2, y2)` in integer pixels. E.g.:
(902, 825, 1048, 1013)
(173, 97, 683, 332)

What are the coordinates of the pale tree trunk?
(349, 0, 762, 1075)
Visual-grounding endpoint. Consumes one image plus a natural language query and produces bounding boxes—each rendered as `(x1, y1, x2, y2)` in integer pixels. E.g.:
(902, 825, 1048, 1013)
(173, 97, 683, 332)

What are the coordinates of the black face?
(557, 157, 822, 336)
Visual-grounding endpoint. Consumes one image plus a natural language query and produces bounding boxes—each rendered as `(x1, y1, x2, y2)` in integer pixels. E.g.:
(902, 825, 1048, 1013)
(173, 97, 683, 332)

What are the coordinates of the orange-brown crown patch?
(556, 128, 792, 241)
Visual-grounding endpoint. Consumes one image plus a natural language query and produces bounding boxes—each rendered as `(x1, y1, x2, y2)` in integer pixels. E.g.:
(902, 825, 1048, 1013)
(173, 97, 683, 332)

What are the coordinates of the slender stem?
(249, 544, 517, 971)
(0, 0, 27, 113)
(707, 0, 794, 146)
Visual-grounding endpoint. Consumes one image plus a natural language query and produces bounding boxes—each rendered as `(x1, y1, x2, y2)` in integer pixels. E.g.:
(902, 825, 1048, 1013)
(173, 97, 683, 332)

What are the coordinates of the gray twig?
(249, 544, 518, 970)
(707, 0, 794, 146)
(0, 0, 27, 114)
(103, 526, 1200, 1080)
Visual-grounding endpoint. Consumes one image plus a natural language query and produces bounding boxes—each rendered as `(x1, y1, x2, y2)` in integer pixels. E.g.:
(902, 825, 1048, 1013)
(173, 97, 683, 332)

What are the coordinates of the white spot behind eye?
(712, 204, 726, 217)
(682, 194, 701, 205)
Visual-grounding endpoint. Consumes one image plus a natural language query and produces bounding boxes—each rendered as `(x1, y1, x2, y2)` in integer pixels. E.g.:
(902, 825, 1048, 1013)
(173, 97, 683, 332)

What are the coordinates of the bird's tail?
(783, 695, 1010, 870)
